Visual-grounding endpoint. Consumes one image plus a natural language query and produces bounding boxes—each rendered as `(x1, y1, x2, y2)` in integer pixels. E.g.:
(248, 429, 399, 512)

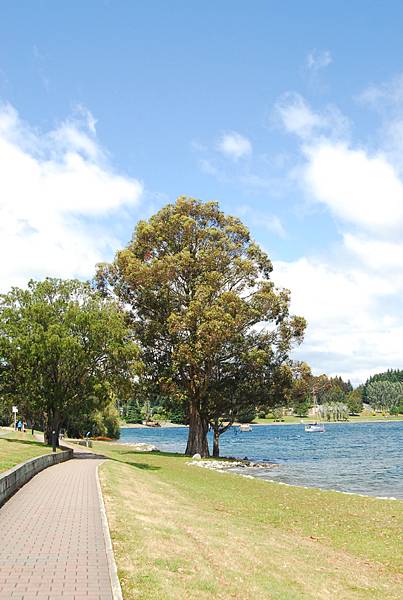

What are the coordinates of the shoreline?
(187, 459, 401, 501)
(120, 416, 403, 429)
(110, 439, 402, 501)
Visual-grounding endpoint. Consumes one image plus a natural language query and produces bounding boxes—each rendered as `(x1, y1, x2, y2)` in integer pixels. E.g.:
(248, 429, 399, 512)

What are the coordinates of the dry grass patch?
(97, 445, 403, 600)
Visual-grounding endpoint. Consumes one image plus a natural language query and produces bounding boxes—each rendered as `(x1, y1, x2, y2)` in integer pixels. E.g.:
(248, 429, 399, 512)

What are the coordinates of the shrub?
(237, 407, 257, 423)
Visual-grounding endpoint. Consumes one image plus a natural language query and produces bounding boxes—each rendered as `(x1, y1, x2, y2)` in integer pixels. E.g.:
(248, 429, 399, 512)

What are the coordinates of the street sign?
(12, 406, 18, 413)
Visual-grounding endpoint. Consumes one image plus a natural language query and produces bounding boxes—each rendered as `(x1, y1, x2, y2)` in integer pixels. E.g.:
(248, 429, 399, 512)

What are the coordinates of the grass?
(95, 441, 403, 600)
(0, 430, 55, 474)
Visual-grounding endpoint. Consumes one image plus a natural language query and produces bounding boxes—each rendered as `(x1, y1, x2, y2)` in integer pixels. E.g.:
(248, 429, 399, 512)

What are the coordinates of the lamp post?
(12, 406, 18, 430)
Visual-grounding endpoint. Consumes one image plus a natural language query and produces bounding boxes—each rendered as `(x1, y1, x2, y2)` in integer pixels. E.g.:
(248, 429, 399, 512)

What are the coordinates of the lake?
(119, 421, 403, 499)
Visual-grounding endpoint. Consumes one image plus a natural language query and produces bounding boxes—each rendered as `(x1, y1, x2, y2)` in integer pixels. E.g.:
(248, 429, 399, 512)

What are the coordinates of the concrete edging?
(0, 445, 73, 508)
(96, 462, 124, 600)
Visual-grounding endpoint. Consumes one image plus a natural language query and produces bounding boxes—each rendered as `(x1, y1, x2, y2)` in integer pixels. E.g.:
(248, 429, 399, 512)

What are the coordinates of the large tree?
(97, 197, 305, 456)
(0, 278, 139, 445)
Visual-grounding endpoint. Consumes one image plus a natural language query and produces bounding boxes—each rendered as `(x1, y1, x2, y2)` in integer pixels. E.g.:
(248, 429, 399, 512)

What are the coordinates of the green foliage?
(236, 406, 257, 423)
(318, 403, 349, 421)
(390, 401, 403, 415)
(168, 403, 188, 425)
(91, 401, 121, 438)
(0, 278, 140, 442)
(151, 406, 169, 422)
(271, 407, 285, 422)
(126, 399, 143, 424)
(293, 398, 311, 417)
(346, 388, 363, 415)
(97, 197, 305, 456)
(366, 381, 403, 411)
(320, 385, 346, 404)
(363, 369, 403, 402)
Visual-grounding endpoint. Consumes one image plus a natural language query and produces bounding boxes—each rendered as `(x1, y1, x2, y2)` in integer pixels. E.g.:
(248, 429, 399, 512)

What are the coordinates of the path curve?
(0, 452, 114, 599)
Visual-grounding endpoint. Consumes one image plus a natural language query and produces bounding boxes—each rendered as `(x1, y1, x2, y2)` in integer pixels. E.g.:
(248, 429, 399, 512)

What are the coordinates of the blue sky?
(1, 1, 403, 383)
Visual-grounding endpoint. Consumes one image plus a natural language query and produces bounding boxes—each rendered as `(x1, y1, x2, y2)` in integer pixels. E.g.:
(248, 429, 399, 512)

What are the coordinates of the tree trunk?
(44, 411, 60, 448)
(185, 401, 209, 457)
(212, 426, 220, 458)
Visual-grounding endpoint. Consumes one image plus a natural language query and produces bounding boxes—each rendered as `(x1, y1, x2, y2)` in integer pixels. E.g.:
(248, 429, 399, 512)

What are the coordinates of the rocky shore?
(188, 457, 278, 472)
(118, 442, 160, 452)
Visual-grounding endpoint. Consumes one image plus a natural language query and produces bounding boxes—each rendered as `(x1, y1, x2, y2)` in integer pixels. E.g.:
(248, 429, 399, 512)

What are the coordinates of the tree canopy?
(366, 381, 403, 411)
(363, 369, 403, 402)
(97, 197, 305, 456)
(0, 278, 140, 443)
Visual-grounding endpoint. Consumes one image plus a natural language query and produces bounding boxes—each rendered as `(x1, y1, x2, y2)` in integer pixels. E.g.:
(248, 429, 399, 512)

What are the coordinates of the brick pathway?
(0, 454, 114, 599)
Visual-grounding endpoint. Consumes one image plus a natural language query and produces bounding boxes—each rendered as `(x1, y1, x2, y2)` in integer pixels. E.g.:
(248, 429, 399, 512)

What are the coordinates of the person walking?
(17, 419, 22, 432)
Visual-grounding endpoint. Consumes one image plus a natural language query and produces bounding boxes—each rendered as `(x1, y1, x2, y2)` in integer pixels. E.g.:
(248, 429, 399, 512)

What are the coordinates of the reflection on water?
(119, 422, 403, 499)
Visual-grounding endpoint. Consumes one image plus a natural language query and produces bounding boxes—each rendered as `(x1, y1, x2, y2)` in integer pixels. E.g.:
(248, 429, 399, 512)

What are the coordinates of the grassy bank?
(255, 414, 403, 425)
(0, 431, 54, 474)
(95, 442, 403, 600)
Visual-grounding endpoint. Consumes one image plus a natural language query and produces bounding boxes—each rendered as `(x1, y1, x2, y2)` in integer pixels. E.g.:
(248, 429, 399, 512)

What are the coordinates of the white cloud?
(0, 103, 142, 290)
(358, 74, 403, 110)
(306, 49, 332, 71)
(198, 158, 219, 176)
(275, 93, 324, 138)
(274, 93, 349, 141)
(274, 90, 403, 382)
(236, 205, 286, 238)
(303, 142, 403, 233)
(357, 74, 403, 174)
(274, 257, 403, 384)
(343, 234, 403, 271)
(217, 131, 252, 160)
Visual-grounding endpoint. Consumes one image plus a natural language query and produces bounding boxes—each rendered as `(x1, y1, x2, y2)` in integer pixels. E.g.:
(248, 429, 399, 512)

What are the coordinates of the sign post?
(12, 406, 18, 430)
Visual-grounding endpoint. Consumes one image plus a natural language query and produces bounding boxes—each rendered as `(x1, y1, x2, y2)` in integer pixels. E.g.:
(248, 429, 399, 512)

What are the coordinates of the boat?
(239, 423, 252, 432)
(304, 422, 325, 433)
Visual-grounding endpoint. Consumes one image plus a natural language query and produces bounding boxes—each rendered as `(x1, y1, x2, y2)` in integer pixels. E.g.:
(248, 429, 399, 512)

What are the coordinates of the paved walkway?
(0, 452, 114, 599)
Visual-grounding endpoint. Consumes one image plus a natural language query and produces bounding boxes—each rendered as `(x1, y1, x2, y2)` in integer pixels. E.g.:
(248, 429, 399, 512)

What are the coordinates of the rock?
(192, 453, 202, 460)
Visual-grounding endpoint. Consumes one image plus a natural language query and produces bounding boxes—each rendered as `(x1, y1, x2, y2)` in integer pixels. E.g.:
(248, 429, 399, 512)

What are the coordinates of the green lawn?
(0, 431, 54, 474)
(95, 442, 403, 600)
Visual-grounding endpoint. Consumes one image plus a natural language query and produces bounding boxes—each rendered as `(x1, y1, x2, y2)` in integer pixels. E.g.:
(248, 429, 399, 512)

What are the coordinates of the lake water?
(119, 421, 403, 499)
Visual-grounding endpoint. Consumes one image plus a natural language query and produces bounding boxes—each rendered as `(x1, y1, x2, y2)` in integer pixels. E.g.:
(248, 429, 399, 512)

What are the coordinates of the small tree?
(0, 279, 140, 445)
(294, 397, 311, 417)
(346, 388, 363, 415)
(126, 400, 143, 424)
(318, 403, 349, 421)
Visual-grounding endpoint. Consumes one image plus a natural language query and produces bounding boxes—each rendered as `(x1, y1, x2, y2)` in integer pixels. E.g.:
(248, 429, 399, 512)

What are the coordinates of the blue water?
(119, 422, 403, 499)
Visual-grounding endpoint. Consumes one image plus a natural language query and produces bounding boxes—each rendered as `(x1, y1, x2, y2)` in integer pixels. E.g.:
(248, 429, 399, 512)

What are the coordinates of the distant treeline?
(363, 369, 403, 412)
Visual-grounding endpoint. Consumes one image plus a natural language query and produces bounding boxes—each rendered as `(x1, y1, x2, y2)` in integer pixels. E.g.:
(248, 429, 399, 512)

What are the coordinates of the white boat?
(304, 422, 325, 433)
(239, 423, 252, 432)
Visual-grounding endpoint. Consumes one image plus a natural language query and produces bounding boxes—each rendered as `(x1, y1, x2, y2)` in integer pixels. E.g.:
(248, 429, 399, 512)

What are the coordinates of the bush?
(168, 404, 188, 425)
(390, 402, 403, 415)
(237, 406, 257, 423)
(126, 400, 143, 424)
(294, 400, 310, 417)
(271, 407, 285, 422)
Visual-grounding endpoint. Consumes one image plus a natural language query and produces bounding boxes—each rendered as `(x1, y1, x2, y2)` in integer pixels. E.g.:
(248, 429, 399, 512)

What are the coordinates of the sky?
(1, 1, 403, 384)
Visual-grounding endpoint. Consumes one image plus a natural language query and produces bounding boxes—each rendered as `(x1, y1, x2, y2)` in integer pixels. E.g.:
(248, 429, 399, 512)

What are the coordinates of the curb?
(96, 462, 124, 600)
